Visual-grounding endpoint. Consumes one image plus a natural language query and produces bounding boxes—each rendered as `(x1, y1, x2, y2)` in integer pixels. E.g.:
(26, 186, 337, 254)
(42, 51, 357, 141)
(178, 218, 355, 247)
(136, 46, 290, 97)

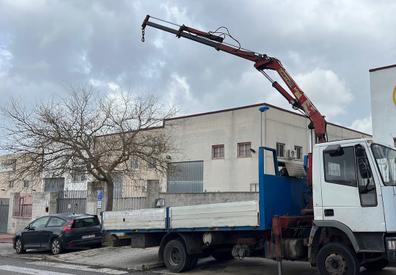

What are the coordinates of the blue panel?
(258, 146, 309, 230)
(261, 175, 307, 229)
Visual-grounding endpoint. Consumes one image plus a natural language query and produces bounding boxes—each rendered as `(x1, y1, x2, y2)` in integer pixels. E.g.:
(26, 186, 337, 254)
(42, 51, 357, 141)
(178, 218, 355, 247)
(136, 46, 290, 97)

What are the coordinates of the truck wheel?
(187, 256, 198, 270)
(212, 249, 234, 261)
(317, 243, 359, 275)
(163, 239, 192, 273)
(363, 258, 388, 271)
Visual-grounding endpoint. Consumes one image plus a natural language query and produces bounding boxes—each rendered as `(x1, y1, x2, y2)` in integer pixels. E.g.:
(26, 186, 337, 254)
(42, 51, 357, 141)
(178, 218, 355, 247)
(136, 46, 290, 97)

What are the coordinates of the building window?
(294, 145, 303, 159)
(237, 142, 252, 158)
(13, 193, 32, 217)
(276, 142, 285, 158)
(43, 177, 65, 192)
(71, 171, 87, 182)
(8, 180, 14, 188)
(0, 159, 16, 173)
(23, 180, 29, 188)
(212, 144, 224, 159)
(148, 158, 156, 169)
(131, 158, 139, 169)
(167, 161, 203, 193)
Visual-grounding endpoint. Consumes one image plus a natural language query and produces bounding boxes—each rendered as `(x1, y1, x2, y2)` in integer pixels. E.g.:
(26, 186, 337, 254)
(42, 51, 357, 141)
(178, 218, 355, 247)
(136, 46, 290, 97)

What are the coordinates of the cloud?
(1, 0, 395, 136)
(163, 73, 202, 113)
(350, 116, 372, 134)
(295, 68, 353, 119)
(0, 46, 13, 77)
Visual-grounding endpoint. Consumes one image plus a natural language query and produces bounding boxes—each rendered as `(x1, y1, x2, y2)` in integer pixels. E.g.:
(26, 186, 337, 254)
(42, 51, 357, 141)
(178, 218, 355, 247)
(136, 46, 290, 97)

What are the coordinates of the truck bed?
(102, 200, 259, 232)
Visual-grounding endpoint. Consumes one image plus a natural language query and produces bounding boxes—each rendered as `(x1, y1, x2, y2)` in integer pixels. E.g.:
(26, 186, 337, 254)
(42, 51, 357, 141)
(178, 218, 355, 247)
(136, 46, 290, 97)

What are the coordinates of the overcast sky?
(1, 0, 395, 135)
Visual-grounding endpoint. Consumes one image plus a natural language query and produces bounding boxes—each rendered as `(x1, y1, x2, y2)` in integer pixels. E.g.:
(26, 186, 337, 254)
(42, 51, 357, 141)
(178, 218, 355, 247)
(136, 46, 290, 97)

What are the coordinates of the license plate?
(82, 234, 95, 239)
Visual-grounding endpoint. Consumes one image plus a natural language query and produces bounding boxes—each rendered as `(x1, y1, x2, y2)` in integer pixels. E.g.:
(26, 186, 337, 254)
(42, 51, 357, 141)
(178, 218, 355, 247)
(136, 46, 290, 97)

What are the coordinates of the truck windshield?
(371, 144, 396, 186)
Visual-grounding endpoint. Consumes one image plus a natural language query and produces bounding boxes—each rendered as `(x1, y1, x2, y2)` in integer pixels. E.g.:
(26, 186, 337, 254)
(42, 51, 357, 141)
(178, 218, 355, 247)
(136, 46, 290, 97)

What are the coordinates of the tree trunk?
(105, 180, 114, 211)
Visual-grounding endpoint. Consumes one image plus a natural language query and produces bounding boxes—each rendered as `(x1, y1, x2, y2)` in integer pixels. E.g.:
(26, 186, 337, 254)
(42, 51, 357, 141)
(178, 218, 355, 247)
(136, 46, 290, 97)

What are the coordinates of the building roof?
(369, 64, 396, 72)
(166, 102, 371, 136)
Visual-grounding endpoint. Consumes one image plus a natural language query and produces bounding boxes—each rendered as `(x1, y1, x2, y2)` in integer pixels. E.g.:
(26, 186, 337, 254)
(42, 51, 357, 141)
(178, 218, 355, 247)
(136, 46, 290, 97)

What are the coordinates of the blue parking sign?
(97, 190, 103, 201)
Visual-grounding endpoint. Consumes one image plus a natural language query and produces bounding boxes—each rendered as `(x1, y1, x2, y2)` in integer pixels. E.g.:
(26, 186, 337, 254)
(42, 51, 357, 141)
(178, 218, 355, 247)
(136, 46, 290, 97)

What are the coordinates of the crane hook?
(141, 28, 145, 43)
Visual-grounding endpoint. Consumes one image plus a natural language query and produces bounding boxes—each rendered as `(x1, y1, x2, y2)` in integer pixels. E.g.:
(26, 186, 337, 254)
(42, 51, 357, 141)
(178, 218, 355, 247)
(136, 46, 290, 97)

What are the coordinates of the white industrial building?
(164, 103, 370, 193)
(370, 64, 396, 147)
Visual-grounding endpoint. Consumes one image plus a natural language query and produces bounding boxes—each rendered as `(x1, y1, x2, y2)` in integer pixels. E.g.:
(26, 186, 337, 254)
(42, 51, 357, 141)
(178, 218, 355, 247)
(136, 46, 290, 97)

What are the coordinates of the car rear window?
(72, 216, 100, 228)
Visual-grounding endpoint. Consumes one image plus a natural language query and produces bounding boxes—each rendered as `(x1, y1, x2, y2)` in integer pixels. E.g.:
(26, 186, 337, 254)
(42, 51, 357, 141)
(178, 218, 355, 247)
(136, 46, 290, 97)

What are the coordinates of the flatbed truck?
(103, 139, 396, 274)
(103, 16, 396, 275)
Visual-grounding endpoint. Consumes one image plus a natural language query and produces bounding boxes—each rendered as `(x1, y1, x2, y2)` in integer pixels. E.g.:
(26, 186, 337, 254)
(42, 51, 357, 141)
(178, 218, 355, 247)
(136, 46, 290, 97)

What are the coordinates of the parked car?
(13, 213, 103, 255)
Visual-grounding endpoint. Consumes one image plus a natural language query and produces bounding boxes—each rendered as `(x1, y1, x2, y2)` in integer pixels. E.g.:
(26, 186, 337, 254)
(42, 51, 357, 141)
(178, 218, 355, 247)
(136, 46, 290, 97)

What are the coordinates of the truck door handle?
(324, 209, 334, 217)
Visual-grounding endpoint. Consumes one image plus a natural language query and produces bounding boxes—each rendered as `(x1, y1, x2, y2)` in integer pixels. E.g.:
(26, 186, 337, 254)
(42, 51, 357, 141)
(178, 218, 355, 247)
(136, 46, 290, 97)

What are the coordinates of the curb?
(45, 253, 164, 272)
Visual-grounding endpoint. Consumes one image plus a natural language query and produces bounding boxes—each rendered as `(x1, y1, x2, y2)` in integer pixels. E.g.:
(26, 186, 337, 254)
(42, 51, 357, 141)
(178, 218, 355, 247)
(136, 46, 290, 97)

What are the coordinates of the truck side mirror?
(358, 158, 371, 179)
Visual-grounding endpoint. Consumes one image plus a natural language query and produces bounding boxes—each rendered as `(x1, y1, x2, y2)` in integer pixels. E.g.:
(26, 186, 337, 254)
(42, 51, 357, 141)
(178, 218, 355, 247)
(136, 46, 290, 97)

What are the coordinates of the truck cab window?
(324, 146, 357, 187)
(372, 143, 396, 186)
(356, 145, 377, 207)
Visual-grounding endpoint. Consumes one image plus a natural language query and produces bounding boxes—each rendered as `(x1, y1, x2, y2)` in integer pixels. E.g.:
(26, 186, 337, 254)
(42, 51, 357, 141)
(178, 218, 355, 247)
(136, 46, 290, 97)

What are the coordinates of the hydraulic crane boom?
(141, 15, 327, 143)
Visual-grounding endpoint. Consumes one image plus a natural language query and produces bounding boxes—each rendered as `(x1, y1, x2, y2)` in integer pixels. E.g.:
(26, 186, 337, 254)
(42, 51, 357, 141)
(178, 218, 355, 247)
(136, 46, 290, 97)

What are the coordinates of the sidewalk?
(47, 246, 161, 271)
(0, 234, 14, 243)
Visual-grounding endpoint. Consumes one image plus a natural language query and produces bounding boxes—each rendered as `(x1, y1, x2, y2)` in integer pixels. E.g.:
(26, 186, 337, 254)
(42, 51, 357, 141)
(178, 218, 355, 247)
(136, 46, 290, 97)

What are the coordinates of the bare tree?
(1, 88, 175, 211)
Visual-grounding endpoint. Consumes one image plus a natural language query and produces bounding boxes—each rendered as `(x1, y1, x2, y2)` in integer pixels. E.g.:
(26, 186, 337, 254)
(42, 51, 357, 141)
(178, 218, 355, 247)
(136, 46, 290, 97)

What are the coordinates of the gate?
(112, 174, 147, 210)
(57, 190, 87, 214)
(0, 198, 9, 233)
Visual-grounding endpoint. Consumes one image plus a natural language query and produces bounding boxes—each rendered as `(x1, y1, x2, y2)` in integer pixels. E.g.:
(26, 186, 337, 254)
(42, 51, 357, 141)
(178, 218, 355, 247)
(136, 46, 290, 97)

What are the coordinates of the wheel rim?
(325, 253, 347, 275)
(16, 240, 22, 252)
(169, 247, 182, 266)
(52, 240, 60, 254)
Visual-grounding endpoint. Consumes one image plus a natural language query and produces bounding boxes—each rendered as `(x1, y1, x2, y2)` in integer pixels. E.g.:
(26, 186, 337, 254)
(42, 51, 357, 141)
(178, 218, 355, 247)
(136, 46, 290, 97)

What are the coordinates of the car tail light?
(63, 221, 73, 233)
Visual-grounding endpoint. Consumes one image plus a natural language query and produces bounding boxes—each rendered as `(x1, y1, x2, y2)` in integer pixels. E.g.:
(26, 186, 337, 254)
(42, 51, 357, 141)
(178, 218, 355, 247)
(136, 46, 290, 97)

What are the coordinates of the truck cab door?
(319, 144, 385, 232)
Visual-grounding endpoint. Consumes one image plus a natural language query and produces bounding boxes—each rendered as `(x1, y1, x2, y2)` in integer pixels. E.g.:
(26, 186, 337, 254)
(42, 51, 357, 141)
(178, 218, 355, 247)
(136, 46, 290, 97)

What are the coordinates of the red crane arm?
(142, 15, 327, 143)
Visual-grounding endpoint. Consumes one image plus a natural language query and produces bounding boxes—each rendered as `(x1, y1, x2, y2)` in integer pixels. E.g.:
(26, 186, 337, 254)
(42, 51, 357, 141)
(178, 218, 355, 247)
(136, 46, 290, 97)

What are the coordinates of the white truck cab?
(310, 138, 396, 273)
(313, 138, 396, 232)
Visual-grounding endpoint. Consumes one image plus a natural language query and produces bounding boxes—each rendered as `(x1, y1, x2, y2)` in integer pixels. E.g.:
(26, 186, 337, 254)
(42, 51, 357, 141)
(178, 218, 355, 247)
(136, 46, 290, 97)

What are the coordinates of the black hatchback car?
(13, 213, 103, 255)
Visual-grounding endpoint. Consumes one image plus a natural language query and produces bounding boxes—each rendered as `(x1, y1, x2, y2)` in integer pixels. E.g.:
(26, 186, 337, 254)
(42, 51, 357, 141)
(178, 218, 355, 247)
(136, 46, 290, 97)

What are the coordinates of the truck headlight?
(387, 239, 396, 250)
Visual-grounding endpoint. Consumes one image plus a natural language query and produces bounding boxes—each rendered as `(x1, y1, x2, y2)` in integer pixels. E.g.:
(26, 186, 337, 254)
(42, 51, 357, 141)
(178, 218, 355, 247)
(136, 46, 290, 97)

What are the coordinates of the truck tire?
(317, 243, 359, 275)
(363, 258, 388, 271)
(212, 249, 234, 262)
(187, 256, 198, 270)
(163, 239, 193, 273)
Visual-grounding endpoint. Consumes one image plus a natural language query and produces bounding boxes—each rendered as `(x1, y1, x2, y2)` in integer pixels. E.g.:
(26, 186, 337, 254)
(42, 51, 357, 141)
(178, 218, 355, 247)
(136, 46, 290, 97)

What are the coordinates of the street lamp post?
(259, 105, 270, 147)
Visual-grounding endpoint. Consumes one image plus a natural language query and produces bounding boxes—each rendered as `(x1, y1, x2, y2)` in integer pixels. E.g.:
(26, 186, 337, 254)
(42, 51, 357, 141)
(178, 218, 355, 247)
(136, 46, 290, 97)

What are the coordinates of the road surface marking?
(30, 261, 128, 274)
(0, 265, 72, 275)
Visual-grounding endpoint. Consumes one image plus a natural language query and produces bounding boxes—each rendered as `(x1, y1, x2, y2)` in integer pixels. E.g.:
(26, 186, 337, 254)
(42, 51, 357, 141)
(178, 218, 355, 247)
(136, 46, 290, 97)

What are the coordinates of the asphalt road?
(2, 242, 396, 275)
(0, 242, 151, 275)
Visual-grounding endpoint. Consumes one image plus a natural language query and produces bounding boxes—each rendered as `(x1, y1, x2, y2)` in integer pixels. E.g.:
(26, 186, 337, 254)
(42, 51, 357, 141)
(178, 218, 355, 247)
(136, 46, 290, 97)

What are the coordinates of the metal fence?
(112, 175, 147, 210)
(113, 197, 146, 211)
(57, 190, 87, 214)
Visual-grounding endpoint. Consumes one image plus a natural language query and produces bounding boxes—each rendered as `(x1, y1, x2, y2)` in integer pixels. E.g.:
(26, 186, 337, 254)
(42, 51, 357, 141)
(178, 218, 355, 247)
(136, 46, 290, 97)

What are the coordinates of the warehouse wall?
(164, 103, 369, 192)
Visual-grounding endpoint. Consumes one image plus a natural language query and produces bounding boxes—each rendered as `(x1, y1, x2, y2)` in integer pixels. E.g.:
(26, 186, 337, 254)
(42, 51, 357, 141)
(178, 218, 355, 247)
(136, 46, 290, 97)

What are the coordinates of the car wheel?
(15, 238, 26, 254)
(163, 239, 193, 273)
(51, 238, 63, 255)
(363, 258, 388, 271)
(317, 242, 359, 275)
